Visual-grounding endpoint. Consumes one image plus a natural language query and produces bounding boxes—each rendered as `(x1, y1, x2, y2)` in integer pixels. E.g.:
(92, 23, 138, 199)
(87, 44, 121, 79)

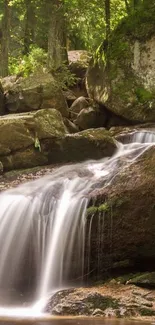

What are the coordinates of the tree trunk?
(47, 0, 68, 70)
(0, 0, 10, 77)
(130, 0, 141, 10)
(105, 0, 110, 43)
(124, 0, 130, 13)
(23, 0, 35, 55)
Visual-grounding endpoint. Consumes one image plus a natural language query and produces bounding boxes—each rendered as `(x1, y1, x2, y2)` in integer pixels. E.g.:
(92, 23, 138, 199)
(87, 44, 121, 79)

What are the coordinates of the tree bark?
(124, 0, 130, 13)
(23, 0, 35, 55)
(47, 0, 68, 70)
(105, 0, 110, 43)
(130, 0, 141, 10)
(0, 0, 10, 77)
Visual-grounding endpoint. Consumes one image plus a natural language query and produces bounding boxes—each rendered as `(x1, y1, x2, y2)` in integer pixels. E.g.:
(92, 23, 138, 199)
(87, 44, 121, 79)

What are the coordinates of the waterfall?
(0, 130, 154, 317)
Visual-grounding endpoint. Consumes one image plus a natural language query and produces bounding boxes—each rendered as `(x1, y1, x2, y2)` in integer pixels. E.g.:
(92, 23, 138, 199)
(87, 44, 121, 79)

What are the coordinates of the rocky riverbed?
(45, 280, 155, 320)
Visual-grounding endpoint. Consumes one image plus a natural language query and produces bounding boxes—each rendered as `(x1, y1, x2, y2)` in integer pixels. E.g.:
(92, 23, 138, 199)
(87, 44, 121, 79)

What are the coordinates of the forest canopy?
(0, 0, 149, 77)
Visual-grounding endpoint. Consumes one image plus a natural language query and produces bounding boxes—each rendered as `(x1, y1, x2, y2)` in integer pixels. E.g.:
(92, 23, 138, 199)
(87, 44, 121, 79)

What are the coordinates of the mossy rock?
(45, 289, 119, 316)
(0, 109, 67, 171)
(1, 147, 48, 171)
(128, 272, 155, 288)
(5, 72, 69, 117)
(86, 2, 155, 123)
(86, 146, 155, 276)
(0, 109, 67, 155)
(139, 307, 155, 316)
(86, 203, 109, 218)
(46, 128, 117, 163)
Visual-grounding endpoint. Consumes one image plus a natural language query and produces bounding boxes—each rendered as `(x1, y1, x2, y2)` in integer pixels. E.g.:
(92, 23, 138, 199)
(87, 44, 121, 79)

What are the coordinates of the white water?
(0, 130, 154, 318)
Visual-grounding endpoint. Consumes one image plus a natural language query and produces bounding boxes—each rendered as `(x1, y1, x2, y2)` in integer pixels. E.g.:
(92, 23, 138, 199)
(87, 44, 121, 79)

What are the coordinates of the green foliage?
(34, 136, 41, 152)
(9, 46, 47, 76)
(64, 0, 127, 52)
(98, 203, 109, 212)
(116, 0, 155, 41)
(52, 64, 77, 90)
(86, 202, 110, 218)
(86, 206, 98, 217)
(110, 40, 130, 61)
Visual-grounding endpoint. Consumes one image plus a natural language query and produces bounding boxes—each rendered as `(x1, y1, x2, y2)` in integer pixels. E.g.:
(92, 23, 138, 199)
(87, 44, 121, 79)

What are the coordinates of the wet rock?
(45, 288, 120, 316)
(4, 72, 69, 117)
(44, 283, 155, 319)
(92, 308, 104, 316)
(87, 146, 155, 276)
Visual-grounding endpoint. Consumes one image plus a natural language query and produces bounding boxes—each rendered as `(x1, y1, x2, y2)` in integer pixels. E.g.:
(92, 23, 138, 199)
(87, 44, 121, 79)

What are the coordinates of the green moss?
(79, 129, 113, 142)
(86, 202, 110, 218)
(110, 196, 129, 209)
(112, 73, 138, 106)
(34, 136, 41, 152)
(139, 307, 155, 316)
(114, 272, 143, 284)
(135, 87, 154, 103)
(130, 272, 155, 287)
(98, 203, 109, 212)
(85, 294, 119, 310)
(86, 206, 98, 217)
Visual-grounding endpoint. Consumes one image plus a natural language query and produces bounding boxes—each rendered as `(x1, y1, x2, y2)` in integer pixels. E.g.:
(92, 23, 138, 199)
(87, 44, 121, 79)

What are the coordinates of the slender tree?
(47, 0, 68, 70)
(124, 0, 130, 13)
(23, 0, 36, 55)
(0, 0, 10, 77)
(105, 0, 110, 43)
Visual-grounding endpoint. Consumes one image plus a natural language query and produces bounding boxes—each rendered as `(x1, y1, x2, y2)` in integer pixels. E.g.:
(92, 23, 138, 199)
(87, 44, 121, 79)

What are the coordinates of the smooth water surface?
(0, 316, 152, 325)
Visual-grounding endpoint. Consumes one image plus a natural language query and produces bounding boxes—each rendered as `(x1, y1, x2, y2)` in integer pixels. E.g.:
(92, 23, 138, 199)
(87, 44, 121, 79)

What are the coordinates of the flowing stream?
(0, 130, 154, 318)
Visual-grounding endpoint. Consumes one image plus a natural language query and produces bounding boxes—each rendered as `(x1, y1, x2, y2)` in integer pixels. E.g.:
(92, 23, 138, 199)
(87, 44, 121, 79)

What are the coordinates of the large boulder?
(45, 128, 116, 163)
(0, 109, 67, 171)
(3, 72, 69, 117)
(0, 111, 116, 171)
(70, 96, 90, 119)
(63, 89, 77, 107)
(45, 285, 155, 318)
(86, 2, 155, 123)
(70, 97, 107, 130)
(75, 106, 107, 130)
(86, 145, 155, 276)
(68, 50, 91, 98)
(68, 50, 91, 79)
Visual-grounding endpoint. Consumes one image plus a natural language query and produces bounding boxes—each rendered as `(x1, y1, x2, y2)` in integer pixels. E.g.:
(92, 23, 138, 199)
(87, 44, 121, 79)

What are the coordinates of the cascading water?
(0, 129, 154, 318)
